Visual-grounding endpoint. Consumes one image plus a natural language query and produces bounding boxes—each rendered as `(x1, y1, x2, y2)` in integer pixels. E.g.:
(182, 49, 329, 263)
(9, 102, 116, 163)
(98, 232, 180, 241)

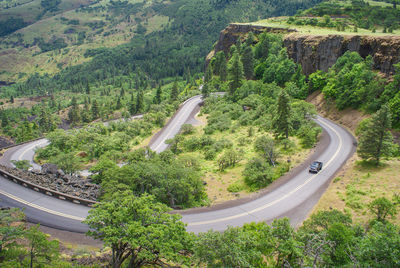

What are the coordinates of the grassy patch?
(245, 17, 400, 36)
(0, 0, 165, 82)
(313, 156, 400, 225)
(177, 114, 311, 205)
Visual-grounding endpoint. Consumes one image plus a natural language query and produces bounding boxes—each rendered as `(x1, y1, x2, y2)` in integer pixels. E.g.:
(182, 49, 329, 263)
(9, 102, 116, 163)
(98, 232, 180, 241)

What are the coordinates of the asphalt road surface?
(0, 95, 355, 233)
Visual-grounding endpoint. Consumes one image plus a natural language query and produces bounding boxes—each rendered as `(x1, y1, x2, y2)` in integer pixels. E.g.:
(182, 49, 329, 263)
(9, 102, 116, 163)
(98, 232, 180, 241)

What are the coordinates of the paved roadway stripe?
(153, 98, 198, 151)
(0, 188, 86, 221)
(18, 139, 47, 161)
(1, 117, 344, 226)
(187, 117, 343, 226)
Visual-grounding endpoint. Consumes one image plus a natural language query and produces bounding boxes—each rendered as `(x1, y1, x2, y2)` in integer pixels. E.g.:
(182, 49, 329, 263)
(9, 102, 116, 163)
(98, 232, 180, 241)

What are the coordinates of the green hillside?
(0, 0, 324, 85)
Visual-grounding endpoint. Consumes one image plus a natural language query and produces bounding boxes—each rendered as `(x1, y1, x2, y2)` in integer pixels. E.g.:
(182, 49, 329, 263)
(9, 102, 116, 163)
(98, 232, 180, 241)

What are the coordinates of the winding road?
(0, 94, 356, 233)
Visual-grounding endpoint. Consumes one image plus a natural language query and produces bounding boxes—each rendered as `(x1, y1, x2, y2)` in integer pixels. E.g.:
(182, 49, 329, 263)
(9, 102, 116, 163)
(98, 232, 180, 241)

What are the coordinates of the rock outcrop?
(209, 23, 400, 76)
(0, 165, 100, 201)
(284, 34, 400, 76)
(206, 23, 296, 65)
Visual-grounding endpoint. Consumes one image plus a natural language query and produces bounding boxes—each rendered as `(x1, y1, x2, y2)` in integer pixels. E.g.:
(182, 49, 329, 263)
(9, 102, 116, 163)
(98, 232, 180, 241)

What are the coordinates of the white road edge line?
(0, 189, 86, 221)
(18, 139, 47, 161)
(153, 98, 198, 151)
(187, 117, 343, 226)
(1, 116, 343, 226)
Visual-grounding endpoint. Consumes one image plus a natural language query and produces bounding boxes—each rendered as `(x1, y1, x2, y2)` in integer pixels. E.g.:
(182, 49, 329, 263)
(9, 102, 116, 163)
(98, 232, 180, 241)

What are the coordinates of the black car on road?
(309, 161, 323, 173)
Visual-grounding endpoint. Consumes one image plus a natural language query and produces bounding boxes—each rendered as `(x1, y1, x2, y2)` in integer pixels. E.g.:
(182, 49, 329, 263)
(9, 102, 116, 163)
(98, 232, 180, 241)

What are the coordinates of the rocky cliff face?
(284, 34, 400, 76)
(206, 23, 295, 64)
(209, 23, 400, 76)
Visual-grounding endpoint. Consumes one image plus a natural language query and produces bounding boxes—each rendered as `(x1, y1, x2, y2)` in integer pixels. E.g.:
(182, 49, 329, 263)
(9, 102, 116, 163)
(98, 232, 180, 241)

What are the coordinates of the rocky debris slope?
(209, 23, 400, 76)
(0, 164, 100, 201)
(0, 136, 13, 149)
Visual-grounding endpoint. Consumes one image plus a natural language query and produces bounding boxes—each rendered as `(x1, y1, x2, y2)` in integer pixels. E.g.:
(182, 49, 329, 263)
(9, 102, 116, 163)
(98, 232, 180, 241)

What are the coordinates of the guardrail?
(0, 168, 98, 207)
(0, 137, 45, 151)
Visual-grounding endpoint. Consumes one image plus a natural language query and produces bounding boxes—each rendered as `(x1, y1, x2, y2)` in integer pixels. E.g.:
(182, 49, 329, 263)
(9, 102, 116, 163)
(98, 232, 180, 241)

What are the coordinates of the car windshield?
(311, 163, 319, 167)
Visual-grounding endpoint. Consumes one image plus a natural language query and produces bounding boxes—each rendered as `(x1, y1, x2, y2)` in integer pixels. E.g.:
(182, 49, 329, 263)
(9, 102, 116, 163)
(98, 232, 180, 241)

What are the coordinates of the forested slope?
(0, 0, 323, 96)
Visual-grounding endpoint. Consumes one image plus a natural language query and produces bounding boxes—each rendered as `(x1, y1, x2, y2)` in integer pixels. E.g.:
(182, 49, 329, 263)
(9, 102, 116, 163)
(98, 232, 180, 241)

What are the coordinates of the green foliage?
(25, 225, 60, 268)
(357, 105, 394, 164)
(228, 50, 244, 97)
(272, 89, 292, 140)
(181, 124, 195, 135)
(5, 0, 323, 97)
(0, 18, 27, 37)
(170, 79, 179, 101)
(10, 160, 31, 170)
(217, 149, 242, 171)
(243, 157, 273, 189)
(0, 208, 25, 258)
(368, 196, 399, 223)
(37, 37, 67, 53)
(99, 150, 207, 208)
(0, 209, 64, 267)
(356, 221, 400, 267)
(302, 0, 400, 30)
(241, 46, 255, 80)
(254, 135, 278, 166)
(297, 124, 321, 148)
(322, 52, 382, 111)
(194, 226, 263, 267)
(85, 192, 193, 268)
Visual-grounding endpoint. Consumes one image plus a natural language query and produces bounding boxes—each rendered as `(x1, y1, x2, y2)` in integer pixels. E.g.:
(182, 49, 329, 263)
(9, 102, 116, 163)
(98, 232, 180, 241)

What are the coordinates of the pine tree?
(120, 88, 125, 98)
(358, 105, 393, 164)
(220, 55, 228, 82)
(129, 93, 136, 115)
(68, 97, 80, 124)
(204, 65, 213, 84)
(154, 85, 162, 104)
(214, 51, 225, 76)
(1, 111, 9, 128)
(241, 46, 254, 80)
(202, 83, 210, 98)
(273, 90, 292, 141)
(170, 78, 179, 101)
(245, 32, 255, 46)
(136, 90, 144, 113)
(86, 81, 90, 95)
(91, 99, 99, 120)
(228, 51, 244, 97)
(38, 108, 49, 132)
(116, 97, 122, 110)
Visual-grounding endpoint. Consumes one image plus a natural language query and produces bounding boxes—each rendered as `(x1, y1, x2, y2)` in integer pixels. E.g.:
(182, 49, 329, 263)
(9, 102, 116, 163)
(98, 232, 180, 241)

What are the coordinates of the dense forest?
(0, 0, 324, 97)
(1, 1, 400, 267)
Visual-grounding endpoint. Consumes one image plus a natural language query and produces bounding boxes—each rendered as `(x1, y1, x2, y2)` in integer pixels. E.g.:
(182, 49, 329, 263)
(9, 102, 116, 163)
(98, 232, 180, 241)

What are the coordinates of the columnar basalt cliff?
(209, 23, 400, 76)
(284, 34, 400, 76)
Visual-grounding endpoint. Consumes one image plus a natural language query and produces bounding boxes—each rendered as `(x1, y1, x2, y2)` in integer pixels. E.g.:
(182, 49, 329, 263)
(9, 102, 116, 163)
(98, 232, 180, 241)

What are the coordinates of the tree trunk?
(376, 130, 384, 165)
(30, 248, 33, 268)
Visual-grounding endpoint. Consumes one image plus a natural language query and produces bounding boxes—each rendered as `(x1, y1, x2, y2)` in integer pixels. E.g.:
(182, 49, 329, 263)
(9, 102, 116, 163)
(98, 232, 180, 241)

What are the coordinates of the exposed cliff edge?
(208, 23, 400, 76)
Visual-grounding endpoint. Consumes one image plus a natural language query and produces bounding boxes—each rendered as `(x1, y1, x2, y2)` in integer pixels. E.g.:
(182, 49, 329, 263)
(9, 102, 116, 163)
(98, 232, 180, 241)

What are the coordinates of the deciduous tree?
(85, 192, 192, 268)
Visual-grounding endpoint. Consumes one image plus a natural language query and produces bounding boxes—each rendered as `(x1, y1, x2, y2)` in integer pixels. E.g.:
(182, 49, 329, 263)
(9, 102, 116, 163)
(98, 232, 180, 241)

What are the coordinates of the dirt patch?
(0, 96, 42, 110)
(307, 91, 369, 133)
